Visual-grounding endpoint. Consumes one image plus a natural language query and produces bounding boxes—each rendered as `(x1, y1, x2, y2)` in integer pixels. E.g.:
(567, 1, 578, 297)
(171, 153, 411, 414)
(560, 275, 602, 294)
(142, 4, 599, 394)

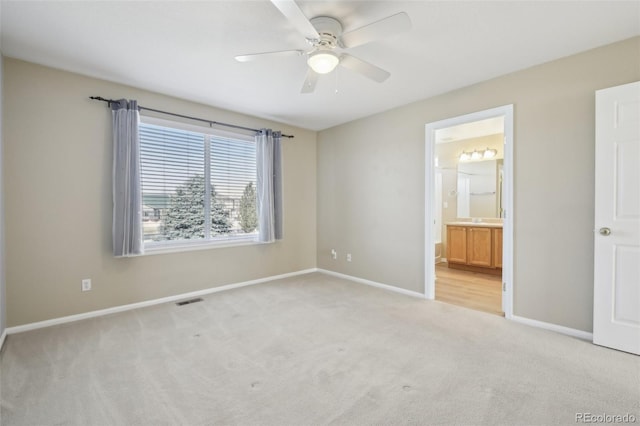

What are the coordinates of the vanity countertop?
(446, 221, 503, 228)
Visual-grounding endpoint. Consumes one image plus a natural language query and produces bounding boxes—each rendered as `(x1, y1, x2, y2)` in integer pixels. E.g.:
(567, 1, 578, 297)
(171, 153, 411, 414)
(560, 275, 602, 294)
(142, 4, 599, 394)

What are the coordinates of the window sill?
(141, 235, 266, 256)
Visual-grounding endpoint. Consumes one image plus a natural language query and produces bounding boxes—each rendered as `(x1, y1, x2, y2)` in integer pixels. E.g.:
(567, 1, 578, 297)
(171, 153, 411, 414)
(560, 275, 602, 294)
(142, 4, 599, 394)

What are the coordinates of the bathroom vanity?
(446, 222, 502, 275)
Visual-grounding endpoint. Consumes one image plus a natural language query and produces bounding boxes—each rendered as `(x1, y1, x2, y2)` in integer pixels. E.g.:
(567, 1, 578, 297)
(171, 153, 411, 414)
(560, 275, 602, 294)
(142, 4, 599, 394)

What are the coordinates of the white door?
(593, 81, 640, 355)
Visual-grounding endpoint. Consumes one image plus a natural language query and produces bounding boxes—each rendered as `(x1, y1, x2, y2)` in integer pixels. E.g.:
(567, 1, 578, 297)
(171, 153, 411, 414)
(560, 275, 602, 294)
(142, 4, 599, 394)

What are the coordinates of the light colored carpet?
(1, 272, 638, 425)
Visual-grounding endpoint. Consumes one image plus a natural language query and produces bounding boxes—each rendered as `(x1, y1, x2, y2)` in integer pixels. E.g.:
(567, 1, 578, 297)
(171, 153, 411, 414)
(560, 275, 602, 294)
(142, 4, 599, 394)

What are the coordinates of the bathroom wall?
(435, 133, 503, 258)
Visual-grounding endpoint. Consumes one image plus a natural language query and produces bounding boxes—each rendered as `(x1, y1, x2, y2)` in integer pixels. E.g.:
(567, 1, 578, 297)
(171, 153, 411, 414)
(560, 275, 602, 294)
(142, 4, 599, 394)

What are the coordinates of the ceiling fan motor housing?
(309, 16, 343, 49)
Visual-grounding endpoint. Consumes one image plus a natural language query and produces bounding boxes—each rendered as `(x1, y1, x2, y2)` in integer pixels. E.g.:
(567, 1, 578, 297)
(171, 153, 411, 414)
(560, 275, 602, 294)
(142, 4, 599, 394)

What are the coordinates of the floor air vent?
(176, 297, 204, 306)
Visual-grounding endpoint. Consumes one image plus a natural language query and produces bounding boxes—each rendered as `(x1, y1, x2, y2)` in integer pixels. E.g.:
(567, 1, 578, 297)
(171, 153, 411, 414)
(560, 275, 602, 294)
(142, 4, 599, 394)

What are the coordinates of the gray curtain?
(256, 129, 283, 243)
(112, 99, 143, 256)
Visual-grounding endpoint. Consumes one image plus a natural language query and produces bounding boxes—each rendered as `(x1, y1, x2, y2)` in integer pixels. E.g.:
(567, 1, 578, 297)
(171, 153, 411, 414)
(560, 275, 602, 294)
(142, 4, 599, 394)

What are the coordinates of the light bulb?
(484, 148, 497, 159)
(471, 150, 483, 160)
(307, 50, 340, 74)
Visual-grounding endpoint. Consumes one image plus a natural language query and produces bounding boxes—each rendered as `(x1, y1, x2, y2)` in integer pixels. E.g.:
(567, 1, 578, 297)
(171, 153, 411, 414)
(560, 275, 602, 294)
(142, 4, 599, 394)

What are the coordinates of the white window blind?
(139, 120, 258, 247)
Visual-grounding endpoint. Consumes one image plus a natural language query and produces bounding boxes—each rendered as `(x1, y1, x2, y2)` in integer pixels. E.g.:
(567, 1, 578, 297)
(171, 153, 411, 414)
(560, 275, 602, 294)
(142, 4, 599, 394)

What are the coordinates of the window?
(139, 117, 258, 250)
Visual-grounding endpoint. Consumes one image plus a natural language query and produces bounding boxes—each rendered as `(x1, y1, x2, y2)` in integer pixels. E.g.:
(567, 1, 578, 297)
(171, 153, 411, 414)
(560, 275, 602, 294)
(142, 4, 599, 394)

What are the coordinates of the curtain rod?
(89, 96, 294, 139)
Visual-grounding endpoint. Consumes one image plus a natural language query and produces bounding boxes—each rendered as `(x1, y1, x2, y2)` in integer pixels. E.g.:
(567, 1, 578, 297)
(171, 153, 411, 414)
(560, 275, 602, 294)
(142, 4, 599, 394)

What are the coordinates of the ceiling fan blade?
(340, 12, 411, 48)
(339, 54, 390, 83)
(235, 50, 305, 62)
(301, 69, 319, 94)
(270, 0, 320, 41)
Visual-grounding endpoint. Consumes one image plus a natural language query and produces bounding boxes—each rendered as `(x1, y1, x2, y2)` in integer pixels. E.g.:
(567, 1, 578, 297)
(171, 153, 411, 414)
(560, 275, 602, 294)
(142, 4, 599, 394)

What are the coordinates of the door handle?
(599, 227, 611, 236)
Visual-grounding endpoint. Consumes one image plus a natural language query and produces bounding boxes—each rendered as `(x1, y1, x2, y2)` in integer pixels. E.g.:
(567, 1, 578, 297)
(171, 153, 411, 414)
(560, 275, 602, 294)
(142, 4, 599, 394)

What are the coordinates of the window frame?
(139, 114, 262, 255)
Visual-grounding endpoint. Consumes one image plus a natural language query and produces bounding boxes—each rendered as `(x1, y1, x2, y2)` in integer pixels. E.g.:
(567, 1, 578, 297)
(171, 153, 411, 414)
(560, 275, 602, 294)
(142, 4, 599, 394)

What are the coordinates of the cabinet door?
(447, 226, 467, 264)
(467, 227, 493, 267)
(493, 228, 503, 268)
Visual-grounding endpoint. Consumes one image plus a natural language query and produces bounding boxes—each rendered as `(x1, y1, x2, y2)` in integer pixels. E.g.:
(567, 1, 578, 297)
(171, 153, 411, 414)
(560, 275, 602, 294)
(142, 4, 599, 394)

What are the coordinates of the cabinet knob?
(599, 227, 611, 236)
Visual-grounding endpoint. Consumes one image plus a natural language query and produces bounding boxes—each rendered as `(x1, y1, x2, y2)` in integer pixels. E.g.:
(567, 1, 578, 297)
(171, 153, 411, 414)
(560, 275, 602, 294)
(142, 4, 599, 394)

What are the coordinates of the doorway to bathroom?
(425, 105, 513, 318)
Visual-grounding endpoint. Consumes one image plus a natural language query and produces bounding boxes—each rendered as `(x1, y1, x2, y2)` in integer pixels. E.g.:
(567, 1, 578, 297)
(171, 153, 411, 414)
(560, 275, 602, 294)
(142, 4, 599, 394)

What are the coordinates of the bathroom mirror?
(456, 159, 503, 218)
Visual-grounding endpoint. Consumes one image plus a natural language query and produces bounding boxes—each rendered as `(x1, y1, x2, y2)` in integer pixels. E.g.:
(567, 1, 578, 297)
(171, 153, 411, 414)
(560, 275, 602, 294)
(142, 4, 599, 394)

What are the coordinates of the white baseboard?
(5, 268, 318, 335)
(317, 268, 425, 299)
(318, 269, 594, 341)
(4, 267, 594, 346)
(0, 328, 7, 351)
(510, 315, 593, 341)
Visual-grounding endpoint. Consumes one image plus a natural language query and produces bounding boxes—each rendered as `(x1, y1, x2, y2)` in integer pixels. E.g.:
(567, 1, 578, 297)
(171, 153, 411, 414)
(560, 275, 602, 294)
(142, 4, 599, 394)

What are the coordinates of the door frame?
(424, 105, 514, 318)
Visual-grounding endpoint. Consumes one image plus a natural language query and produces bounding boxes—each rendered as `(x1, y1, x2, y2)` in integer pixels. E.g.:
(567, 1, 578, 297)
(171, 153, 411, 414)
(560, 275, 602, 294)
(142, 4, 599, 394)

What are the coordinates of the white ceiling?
(1, 1, 639, 131)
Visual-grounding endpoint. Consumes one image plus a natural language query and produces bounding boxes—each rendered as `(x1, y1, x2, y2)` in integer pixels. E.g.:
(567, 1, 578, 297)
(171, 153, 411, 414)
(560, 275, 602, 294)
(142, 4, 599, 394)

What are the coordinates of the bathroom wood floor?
(435, 263, 503, 316)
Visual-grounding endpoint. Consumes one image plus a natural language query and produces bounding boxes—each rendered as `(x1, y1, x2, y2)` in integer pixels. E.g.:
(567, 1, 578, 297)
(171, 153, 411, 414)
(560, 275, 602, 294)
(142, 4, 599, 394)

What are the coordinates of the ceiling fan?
(235, 0, 411, 94)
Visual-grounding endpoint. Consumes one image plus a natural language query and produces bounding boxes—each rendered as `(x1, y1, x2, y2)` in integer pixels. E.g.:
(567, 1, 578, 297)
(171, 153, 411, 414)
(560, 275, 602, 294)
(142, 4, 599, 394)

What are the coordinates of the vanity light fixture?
(483, 148, 497, 159)
(459, 148, 498, 162)
(470, 150, 483, 160)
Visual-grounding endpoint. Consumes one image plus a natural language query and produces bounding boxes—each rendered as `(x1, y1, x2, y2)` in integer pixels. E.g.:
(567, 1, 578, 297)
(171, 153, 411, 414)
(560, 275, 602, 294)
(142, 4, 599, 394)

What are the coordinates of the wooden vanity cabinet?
(467, 227, 493, 267)
(493, 227, 503, 268)
(447, 226, 468, 264)
(446, 224, 502, 275)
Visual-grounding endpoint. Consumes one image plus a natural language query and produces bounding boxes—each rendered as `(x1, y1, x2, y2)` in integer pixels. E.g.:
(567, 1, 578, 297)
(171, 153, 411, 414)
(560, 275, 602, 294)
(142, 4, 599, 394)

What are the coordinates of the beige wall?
(317, 37, 640, 332)
(4, 59, 317, 327)
(0, 52, 5, 335)
(4, 38, 639, 332)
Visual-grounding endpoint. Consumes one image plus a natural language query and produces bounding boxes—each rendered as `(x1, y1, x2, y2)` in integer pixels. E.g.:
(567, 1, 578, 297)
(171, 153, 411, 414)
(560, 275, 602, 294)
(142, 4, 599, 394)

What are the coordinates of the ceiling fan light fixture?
(307, 50, 340, 74)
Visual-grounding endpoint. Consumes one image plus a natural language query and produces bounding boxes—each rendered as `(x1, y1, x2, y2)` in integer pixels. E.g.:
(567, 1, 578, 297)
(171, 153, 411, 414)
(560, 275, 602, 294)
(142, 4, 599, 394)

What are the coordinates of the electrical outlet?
(81, 278, 92, 292)
(331, 249, 337, 260)
(347, 253, 352, 262)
